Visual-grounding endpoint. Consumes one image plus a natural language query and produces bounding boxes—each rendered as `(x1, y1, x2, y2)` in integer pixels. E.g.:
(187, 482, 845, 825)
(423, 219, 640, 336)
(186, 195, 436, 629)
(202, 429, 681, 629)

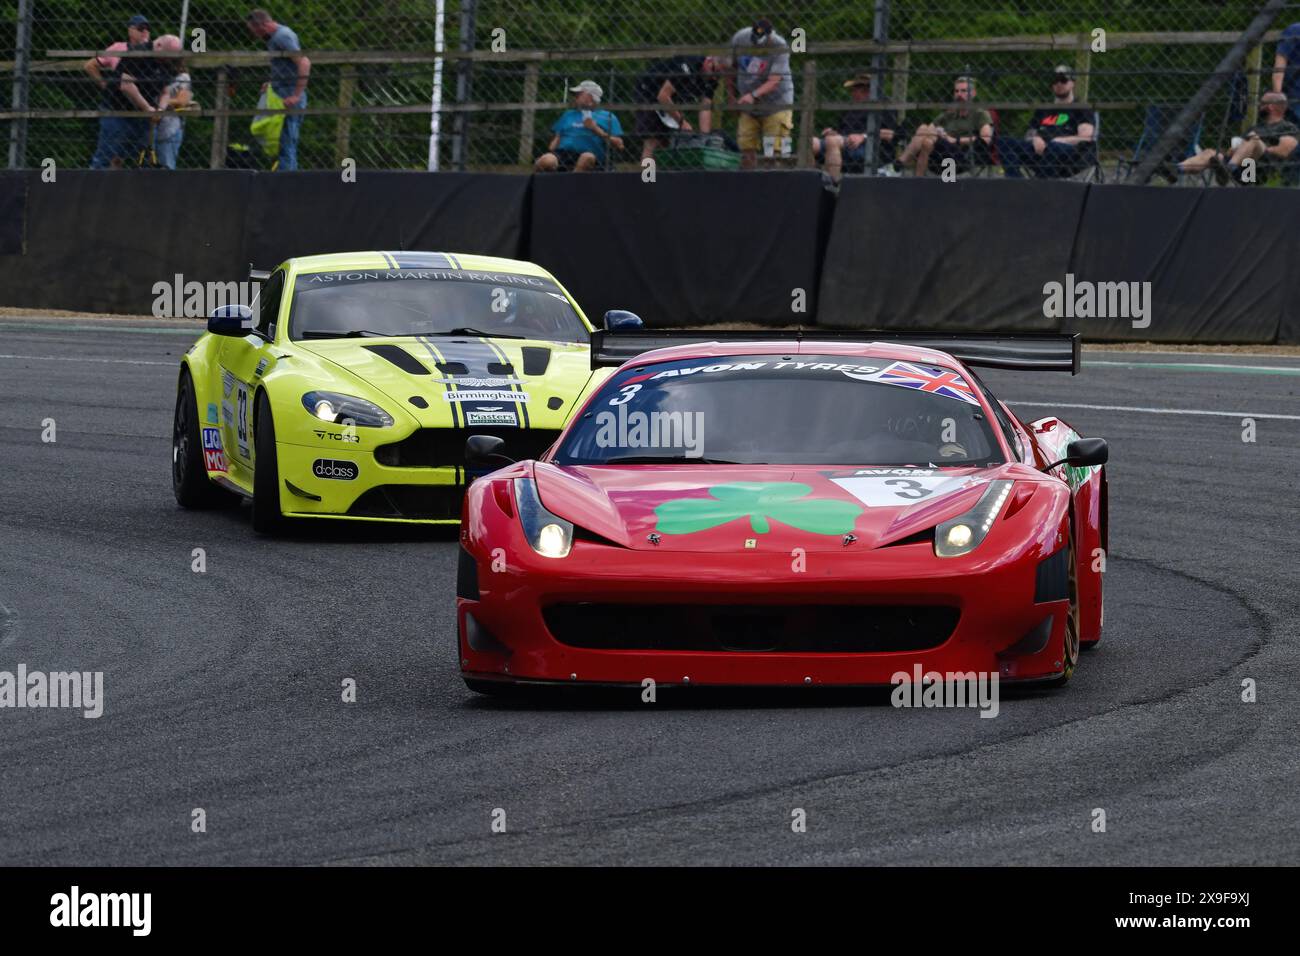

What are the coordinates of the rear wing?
(589, 329, 1082, 375)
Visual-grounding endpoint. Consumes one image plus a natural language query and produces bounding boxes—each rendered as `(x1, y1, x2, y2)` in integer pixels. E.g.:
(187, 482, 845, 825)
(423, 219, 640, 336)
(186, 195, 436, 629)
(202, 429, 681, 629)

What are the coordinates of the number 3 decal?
(885, 478, 929, 500)
(609, 383, 642, 406)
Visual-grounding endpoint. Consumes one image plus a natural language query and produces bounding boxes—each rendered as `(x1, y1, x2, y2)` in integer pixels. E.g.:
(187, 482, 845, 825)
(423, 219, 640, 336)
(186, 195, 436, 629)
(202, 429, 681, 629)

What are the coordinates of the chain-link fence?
(4, 1, 1300, 183)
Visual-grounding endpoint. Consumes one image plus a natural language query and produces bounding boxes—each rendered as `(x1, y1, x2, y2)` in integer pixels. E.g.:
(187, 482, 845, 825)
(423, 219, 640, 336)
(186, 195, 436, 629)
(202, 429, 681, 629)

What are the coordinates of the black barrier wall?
(529, 171, 835, 327)
(246, 172, 530, 269)
(1, 170, 1298, 342)
(0, 171, 529, 316)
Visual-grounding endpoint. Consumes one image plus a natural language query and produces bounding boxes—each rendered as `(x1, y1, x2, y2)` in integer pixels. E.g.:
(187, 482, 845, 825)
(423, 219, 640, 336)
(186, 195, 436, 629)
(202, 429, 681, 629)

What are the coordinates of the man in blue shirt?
(535, 80, 625, 172)
(1273, 22, 1300, 124)
(246, 8, 311, 171)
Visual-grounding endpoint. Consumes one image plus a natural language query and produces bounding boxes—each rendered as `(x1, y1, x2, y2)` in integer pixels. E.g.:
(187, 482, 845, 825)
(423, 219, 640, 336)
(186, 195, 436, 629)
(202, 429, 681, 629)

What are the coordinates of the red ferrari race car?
(456, 330, 1108, 694)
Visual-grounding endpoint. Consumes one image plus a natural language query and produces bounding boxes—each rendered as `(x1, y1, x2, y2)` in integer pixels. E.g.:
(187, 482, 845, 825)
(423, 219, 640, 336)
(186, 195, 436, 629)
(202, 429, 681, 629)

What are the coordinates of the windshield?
(288, 269, 587, 343)
(554, 354, 1003, 466)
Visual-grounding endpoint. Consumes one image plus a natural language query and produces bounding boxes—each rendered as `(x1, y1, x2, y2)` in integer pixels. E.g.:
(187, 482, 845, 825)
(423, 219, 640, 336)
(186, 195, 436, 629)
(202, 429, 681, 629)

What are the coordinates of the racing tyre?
(1046, 528, 1082, 687)
(251, 391, 285, 534)
(172, 370, 240, 510)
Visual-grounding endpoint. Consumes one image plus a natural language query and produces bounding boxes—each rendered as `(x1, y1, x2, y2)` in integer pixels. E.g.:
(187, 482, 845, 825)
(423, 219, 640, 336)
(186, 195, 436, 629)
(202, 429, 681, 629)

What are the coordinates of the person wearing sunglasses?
(998, 65, 1097, 179)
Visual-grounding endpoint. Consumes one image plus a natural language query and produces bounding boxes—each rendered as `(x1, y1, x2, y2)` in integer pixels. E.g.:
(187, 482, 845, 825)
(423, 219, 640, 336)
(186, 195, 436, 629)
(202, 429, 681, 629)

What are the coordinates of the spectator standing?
(1173, 93, 1299, 184)
(811, 73, 898, 182)
(152, 35, 192, 169)
(113, 36, 172, 166)
(1273, 22, 1300, 124)
(896, 75, 992, 177)
(535, 80, 625, 172)
(634, 55, 725, 160)
(86, 14, 152, 168)
(246, 9, 311, 171)
(727, 17, 795, 168)
(998, 65, 1096, 179)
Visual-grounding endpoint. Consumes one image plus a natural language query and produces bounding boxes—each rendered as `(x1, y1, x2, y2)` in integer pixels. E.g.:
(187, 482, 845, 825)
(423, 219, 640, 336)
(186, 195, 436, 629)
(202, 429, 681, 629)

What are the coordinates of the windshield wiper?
(301, 329, 399, 339)
(429, 327, 527, 340)
(600, 455, 745, 465)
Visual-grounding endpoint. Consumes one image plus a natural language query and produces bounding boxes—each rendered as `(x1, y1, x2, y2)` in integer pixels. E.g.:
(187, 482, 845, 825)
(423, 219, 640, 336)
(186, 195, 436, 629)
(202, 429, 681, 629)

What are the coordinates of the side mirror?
(603, 309, 644, 332)
(1044, 437, 1108, 472)
(207, 304, 254, 336)
(466, 434, 514, 467)
(1065, 438, 1109, 467)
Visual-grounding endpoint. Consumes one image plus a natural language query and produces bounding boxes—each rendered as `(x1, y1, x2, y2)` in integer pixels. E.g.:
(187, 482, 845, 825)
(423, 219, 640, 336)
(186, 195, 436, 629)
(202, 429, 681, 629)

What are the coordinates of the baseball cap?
(127, 14, 149, 28)
(843, 72, 872, 89)
(752, 17, 774, 42)
(1052, 64, 1074, 82)
(569, 80, 603, 103)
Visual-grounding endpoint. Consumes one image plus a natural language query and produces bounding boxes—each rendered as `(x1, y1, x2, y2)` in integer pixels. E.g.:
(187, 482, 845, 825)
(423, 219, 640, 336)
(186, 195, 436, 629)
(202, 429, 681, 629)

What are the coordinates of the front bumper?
(457, 536, 1072, 687)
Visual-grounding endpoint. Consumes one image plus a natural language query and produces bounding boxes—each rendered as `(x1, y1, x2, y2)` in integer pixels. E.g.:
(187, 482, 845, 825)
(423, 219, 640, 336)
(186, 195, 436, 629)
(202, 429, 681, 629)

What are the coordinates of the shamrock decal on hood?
(654, 482, 863, 536)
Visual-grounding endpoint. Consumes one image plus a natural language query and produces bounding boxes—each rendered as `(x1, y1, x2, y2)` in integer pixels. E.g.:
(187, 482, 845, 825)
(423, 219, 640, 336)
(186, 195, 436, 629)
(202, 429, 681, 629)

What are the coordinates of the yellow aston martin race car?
(172, 251, 626, 532)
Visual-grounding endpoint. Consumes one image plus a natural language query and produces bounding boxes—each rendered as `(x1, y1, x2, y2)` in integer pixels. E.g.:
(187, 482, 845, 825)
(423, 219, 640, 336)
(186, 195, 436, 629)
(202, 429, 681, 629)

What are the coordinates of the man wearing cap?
(811, 73, 898, 182)
(246, 9, 311, 171)
(896, 75, 992, 177)
(1171, 92, 1298, 185)
(998, 66, 1096, 179)
(727, 17, 795, 168)
(86, 14, 154, 169)
(535, 80, 625, 172)
(634, 55, 725, 160)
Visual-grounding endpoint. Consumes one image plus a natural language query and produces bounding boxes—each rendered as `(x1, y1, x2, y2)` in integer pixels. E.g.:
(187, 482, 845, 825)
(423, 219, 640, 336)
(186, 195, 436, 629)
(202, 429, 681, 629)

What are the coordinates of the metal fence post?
(8, 0, 34, 169)
(209, 67, 229, 169)
(451, 0, 477, 171)
(864, 0, 891, 175)
(337, 66, 357, 166)
(517, 61, 538, 166)
(1244, 44, 1263, 131)
(796, 58, 816, 167)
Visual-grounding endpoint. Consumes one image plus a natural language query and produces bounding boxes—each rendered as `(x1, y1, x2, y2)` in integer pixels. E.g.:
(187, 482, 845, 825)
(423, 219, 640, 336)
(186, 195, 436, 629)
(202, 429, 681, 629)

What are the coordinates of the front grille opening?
(376, 427, 562, 467)
(347, 484, 465, 520)
(543, 603, 958, 653)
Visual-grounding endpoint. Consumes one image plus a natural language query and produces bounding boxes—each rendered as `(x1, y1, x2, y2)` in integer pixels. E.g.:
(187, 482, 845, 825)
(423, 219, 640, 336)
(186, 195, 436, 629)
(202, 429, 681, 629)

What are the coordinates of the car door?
(217, 269, 286, 484)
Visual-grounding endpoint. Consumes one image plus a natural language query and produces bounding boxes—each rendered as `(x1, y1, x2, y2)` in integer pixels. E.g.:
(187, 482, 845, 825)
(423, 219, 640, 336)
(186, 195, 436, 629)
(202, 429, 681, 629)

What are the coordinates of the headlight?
(934, 479, 1013, 558)
(301, 391, 394, 428)
(515, 477, 573, 559)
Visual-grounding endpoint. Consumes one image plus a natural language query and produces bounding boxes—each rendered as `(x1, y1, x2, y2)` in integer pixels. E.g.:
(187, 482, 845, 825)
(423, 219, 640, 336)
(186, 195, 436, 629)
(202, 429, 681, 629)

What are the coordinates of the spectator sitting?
(811, 72, 898, 182)
(635, 55, 726, 161)
(151, 34, 192, 169)
(727, 17, 795, 168)
(1273, 22, 1300, 124)
(895, 75, 992, 177)
(1172, 93, 1299, 185)
(998, 65, 1097, 179)
(86, 14, 152, 169)
(535, 80, 625, 172)
(246, 8, 311, 171)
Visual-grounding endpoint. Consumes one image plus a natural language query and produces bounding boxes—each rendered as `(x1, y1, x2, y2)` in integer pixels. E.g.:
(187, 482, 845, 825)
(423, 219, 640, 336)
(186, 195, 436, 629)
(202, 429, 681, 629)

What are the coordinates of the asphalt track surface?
(1, 317, 1297, 865)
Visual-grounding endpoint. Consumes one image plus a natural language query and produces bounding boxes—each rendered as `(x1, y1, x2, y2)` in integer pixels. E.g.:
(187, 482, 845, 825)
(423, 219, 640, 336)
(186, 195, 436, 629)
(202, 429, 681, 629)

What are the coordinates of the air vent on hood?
(487, 361, 514, 376)
(364, 344, 430, 375)
(521, 347, 551, 375)
(436, 361, 469, 375)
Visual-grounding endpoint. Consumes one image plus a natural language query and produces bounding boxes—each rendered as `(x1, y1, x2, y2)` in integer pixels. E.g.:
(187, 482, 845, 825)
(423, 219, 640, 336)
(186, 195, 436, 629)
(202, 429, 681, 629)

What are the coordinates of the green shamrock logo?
(654, 482, 862, 536)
